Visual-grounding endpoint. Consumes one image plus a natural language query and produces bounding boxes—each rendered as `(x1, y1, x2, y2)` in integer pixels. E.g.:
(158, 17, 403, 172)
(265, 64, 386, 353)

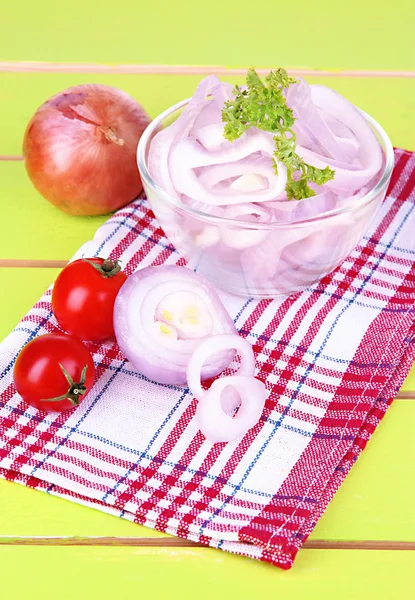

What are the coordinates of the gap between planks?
(0, 259, 67, 269)
(1, 62, 414, 78)
(0, 536, 415, 551)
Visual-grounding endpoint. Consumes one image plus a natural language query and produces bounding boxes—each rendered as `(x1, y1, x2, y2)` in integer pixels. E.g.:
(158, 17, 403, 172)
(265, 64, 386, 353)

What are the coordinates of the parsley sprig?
(221, 68, 335, 200)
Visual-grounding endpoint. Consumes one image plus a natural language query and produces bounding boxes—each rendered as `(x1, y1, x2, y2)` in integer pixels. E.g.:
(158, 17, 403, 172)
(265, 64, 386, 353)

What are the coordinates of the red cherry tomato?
(52, 257, 127, 341)
(13, 333, 95, 413)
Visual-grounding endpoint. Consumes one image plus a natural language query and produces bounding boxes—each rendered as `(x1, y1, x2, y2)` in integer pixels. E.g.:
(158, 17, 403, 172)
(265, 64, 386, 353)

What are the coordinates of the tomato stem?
(82, 257, 122, 278)
(41, 364, 89, 407)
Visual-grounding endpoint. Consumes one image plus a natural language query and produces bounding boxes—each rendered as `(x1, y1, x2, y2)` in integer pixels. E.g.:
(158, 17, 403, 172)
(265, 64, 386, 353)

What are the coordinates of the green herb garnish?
(221, 67, 335, 200)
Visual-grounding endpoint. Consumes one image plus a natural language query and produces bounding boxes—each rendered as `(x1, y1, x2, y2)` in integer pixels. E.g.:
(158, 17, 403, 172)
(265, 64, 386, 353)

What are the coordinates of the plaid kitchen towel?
(1, 148, 415, 569)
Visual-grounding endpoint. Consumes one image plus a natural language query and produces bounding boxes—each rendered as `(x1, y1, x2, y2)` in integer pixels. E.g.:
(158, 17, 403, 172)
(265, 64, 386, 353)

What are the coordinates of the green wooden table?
(1, 1, 415, 596)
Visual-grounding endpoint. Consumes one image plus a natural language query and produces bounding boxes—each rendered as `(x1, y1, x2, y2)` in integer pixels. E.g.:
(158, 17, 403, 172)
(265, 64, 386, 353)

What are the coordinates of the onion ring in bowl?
(293, 84, 383, 192)
(169, 129, 287, 206)
(220, 203, 273, 249)
(148, 75, 221, 197)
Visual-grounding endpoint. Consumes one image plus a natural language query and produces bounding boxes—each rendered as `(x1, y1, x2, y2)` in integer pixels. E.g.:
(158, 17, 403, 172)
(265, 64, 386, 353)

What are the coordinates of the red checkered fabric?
(1, 148, 415, 569)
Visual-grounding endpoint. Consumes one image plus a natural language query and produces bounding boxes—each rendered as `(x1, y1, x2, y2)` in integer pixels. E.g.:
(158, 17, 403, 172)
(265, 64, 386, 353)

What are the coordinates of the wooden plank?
(0, 546, 414, 598)
(0, 162, 106, 261)
(310, 399, 415, 541)
(1, 73, 415, 157)
(0, 268, 59, 341)
(398, 363, 415, 393)
(0, 478, 166, 539)
(1, 62, 415, 77)
(1, 0, 414, 71)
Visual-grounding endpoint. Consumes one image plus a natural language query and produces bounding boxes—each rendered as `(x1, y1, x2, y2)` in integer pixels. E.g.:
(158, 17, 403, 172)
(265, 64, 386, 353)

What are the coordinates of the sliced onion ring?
(196, 375, 266, 443)
(186, 334, 256, 400)
(187, 334, 266, 442)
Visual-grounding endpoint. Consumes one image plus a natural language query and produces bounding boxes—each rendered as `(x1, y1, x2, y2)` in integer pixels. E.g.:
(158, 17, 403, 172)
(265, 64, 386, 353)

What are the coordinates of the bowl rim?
(137, 97, 394, 230)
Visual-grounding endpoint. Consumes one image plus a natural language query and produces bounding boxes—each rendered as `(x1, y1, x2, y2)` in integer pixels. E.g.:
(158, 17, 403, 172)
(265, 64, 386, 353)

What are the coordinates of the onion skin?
(23, 84, 151, 216)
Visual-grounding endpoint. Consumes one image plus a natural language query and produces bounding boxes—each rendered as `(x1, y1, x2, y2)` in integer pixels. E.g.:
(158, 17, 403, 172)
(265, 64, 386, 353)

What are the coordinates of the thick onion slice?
(113, 266, 237, 385)
(187, 334, 266, 442)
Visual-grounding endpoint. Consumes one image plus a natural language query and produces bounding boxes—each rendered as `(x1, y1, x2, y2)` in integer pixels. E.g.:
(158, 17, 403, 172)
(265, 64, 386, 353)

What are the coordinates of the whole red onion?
(23, 84, 151, 216)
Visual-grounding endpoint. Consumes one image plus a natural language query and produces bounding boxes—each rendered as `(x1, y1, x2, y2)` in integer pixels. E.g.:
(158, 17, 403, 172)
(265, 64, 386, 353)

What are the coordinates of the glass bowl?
(137, 99, 394, 298)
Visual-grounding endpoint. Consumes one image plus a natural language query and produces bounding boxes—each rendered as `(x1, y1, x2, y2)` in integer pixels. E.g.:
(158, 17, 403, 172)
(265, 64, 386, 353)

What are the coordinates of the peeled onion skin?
(23, 84, 152, 216)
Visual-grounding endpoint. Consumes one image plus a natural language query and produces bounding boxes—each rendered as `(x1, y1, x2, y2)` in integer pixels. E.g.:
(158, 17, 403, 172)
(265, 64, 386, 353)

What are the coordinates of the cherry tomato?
(13, 333, 95, 413)
(52, 257, 127, 341)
